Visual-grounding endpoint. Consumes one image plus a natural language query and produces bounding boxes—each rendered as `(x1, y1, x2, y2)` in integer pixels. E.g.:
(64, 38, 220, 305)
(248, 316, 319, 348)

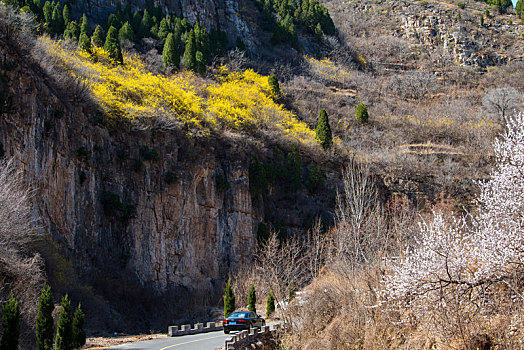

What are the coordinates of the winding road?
(107, 331, 231, 350)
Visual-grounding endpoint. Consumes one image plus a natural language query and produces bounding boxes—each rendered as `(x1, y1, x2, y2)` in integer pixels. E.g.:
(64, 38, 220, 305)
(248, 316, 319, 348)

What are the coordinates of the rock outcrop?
(0, 33, 334, 331)
(74, 0, 260, 49)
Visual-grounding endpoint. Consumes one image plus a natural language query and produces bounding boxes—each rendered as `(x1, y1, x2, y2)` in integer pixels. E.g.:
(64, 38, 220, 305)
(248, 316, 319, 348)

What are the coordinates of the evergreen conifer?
(54, 295, 73, 350)
(162, 33, 180, 69)
(268, 74, 281, 99)
(62, 4, 70, 26)
(195, 50, 205, 73)
(119, 22, 134, 42)
(158, 16, 170, 40)
(80, 13, 89, 36)
(63, 21, 80, 42)
(140, 9, 152, 38)
(43, 1, 53, 26)
(266, 291, 275, 317)
(79, 33, 92, 53)
(183, 29, 196, 70)
(224, 278, 235, 318)
(315, 108, 333, 149)
(516, 0, 524, 19)
(29, 0, 43, 20)
(92, 25, 105, 47)
(36, 283, 54, 350)
(0, 294, 20, 350)
(72, 304, 86, 349)
(104, 26, 124, 65)
(107, 13, 122, 31)
(248, 284, 256, 313)
(355, 103, 369, 123)
(51, 5, 64, 35)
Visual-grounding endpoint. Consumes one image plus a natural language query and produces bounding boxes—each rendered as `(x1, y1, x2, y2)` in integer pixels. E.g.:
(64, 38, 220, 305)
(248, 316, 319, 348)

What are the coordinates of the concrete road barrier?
(168, 321, 223, 336)
(224, 323, 283, 350)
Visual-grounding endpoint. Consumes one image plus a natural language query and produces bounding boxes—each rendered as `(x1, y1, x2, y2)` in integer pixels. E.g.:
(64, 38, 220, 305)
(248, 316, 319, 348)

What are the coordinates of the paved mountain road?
(107, 331, 231, 350)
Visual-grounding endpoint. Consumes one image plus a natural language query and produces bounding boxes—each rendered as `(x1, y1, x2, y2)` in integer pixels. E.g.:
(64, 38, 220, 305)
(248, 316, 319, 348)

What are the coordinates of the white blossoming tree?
(383, 113, 524, 338)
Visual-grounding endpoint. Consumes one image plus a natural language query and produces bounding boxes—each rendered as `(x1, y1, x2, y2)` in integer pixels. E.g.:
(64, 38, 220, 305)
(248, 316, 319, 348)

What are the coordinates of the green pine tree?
(158, 16, 171, 40)
(54, 295, 73, 350)
(315, 108, 333, 149)
(63, 20, 80, 42)
(92, 25, 105, 47)
(51, 5, 64, 35)
(248, 284, 256, 313)
(480, 14, 484, 26)
(107, 13, 122, 31)
(195, 50, 206, 73)
(355, 103, 369, 123)
(162, 32, 180, 69)
(119, 22, 134, 42)
(268, 73, 281, 99)
(36, 284, 55, 350)
(183, 29, 196, 70)
(72, 304, 86, 349)
(104, 26, 124, 65)
(80, 13, 89, 36)
(150, 23, 159, 39)
(140, 9, 153, 38)
(0, 294, 20, 350)
(62, 4, 70, 26)
(223, 278, 235, 318)
(43, 1, 53, 26)
(79, 33, 92, 53)
(266, 291, 275, 318)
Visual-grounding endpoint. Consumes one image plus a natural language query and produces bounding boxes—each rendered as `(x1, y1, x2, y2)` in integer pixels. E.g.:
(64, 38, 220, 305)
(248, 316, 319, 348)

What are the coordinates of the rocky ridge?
(326, 0, 523, 68)
(74, 0, 261, 50)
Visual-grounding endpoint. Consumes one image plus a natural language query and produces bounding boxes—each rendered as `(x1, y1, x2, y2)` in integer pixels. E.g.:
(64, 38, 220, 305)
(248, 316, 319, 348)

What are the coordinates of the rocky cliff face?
(327, 0, 523, 68)
(1, 43, 260, 329)
(0, 35, 336, 331)
(74, 0, 260, 49)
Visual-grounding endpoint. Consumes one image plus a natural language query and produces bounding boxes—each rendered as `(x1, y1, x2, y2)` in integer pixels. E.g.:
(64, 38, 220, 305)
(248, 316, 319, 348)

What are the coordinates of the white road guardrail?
(167, 321, 223, 336)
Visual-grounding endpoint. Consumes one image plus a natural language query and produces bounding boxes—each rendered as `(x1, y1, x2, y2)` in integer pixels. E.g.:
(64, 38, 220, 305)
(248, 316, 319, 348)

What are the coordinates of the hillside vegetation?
(0, 0, 524, 346)
(40, 36, 319, 147)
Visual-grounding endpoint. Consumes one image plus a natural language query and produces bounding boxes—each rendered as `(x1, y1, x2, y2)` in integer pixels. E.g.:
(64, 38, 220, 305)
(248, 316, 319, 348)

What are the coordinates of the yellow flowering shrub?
(39, 36, 317, 145)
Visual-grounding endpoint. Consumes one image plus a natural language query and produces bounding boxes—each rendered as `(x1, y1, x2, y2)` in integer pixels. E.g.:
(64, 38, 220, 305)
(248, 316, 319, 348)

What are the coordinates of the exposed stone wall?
(0, 36, 336, 331)
(72, 0, 259, 49)
(0, 41, 263, 329)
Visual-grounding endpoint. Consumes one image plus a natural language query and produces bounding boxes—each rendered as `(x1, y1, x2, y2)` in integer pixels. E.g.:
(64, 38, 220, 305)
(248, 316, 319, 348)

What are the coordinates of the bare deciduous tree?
(226, 48, 248, 72)
(482, 86, 522, 120)
(0, 160, 44, 348)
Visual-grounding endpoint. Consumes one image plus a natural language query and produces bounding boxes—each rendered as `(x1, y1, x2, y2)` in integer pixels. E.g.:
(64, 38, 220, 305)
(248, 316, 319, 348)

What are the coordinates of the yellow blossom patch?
(39, 36, 317, 145)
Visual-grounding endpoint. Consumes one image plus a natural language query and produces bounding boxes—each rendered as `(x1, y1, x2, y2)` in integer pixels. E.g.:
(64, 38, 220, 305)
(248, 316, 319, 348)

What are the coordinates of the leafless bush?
(254, 232, 305, 320)
(331, 158, 416, 272)
(0, 160, 44, 348)
(143, 49, 164, 75)
(482, 86, 522, 120)
(387, 71, 440, 100)
(0, 3, 38, 51)
(226, 48, 248, 72)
